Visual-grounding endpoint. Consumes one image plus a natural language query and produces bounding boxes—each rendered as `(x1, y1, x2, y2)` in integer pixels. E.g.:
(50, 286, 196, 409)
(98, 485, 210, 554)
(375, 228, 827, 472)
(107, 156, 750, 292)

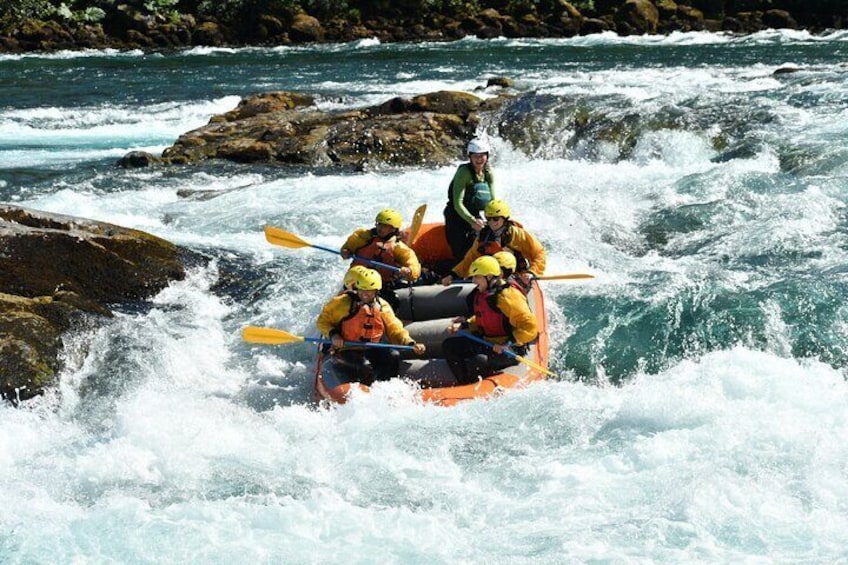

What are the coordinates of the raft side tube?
(400, 318, 453, 359)
(395, 283, 474, 322)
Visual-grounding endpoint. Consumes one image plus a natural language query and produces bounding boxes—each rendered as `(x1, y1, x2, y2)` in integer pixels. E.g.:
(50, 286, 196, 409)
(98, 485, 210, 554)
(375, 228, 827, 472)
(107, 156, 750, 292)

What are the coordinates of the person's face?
(357, 289, 378, 303)
(375, 223, 395, 237)
(486, 216, 506, 230)
(469, 152, 488, 169)
(472, 274, 489, 291)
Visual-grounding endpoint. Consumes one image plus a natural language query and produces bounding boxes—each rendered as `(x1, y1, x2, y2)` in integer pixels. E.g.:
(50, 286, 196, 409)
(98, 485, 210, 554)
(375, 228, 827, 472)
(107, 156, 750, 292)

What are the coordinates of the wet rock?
(615, 0, 660, 34)
(117, 150, 162, 168)
(149, 90, 497, 168)
(0, 206, 184, 303)
(290, 13, 324, 42)
(762, 9, 797, 29)
(0, 205, 187, 401)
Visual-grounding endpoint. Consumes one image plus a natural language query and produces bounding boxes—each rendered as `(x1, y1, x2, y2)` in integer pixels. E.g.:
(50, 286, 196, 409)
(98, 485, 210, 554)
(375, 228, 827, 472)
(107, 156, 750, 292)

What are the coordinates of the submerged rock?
(0, 205, 186, 403)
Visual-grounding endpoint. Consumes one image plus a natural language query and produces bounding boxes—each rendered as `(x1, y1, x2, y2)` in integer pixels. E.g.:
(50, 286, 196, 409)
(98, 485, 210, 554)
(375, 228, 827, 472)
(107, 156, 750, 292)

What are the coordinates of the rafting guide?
(443, 135, 495, 261)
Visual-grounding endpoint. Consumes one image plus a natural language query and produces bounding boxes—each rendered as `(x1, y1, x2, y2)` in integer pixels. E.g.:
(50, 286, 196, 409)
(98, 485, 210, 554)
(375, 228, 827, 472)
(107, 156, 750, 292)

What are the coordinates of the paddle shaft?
(457, 330, 555, 377)
(242, 326, 414, 350)
(305, 336, 414, 350)
(452, 273, 593, 284)
(309, 243, 401, 274)
(457, 330, 518, 359)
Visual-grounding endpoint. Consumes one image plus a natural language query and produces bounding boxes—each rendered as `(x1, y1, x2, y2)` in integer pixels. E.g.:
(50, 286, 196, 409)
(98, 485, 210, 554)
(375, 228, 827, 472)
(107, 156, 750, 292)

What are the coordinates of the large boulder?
(0, 205, 186, 402)
(149, 90, 499, 169)
(615, 0, 660, 34)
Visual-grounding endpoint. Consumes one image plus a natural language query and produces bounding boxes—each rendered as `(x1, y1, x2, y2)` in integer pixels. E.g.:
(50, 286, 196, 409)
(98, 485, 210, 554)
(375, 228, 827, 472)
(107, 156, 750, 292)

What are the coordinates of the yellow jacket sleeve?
(316, 294, 353, 337)
(393, 241, 421, 280)
(452, 242, 482, 278)
(509, 226, 546, 276)
(496, 287, 538, 346)
(379, 299, 414, 345)
(340, 228, 372, 254)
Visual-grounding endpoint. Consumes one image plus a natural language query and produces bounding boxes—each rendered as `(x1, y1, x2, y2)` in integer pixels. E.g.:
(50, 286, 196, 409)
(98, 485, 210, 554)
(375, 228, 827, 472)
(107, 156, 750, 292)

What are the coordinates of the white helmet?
(467, 136, 491, 155)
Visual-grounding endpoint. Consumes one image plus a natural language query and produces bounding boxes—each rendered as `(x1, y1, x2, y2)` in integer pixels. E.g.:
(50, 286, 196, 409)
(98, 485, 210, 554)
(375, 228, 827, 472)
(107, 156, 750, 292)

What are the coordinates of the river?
(2, 30, 848, 563)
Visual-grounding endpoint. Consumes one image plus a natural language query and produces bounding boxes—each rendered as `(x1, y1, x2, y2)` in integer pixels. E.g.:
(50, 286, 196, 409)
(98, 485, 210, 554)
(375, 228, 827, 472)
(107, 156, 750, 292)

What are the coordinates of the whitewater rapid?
(2, 30, 848, 562)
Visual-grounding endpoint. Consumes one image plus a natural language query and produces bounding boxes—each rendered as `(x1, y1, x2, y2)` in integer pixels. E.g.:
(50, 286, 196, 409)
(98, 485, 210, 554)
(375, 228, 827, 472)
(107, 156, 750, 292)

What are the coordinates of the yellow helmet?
(493, 251, 517, 271)
(343, 265, 369, 288)
(484, 199, 511, 219)
(354, 268, 383, 290)
(468, 256, 501, 278)
(375, 208, 403, 229)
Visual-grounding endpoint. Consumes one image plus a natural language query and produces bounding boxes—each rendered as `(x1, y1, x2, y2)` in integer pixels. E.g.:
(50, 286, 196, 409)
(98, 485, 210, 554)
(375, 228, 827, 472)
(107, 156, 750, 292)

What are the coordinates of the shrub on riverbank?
(0, 0, 844, 52)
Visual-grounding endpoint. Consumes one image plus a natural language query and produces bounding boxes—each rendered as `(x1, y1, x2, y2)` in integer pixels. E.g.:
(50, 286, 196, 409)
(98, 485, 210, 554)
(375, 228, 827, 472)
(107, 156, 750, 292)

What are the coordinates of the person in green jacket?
(443, 136, 495, 262)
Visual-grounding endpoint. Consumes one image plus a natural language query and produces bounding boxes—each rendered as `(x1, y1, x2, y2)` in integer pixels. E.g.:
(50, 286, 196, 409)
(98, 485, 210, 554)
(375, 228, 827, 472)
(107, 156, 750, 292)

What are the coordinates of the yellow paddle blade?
(264, 226, 312, 249)
(534, 273, 595, 281)
(514, 354, 557, 378)
(242, 326, 305, 345)
(408, 204, 426, 244)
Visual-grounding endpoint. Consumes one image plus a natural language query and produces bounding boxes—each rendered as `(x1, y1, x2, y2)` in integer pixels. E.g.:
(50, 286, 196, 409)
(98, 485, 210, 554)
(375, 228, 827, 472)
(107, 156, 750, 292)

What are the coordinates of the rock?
(615, 0, 660, 34)
(290, 13, 324, 42)
(193, 21, 226, 45)
(655, 0, 678, 18)
(762, 9, 797, 29)
(0, 292, 108, 403)
(773, 64, 802, 75)
(117, 150, 161, 168)
(0, 205, 187, 402)
(581, 18, 612, 34)
(151, 90, 496, 168)
(487, 77, 515, 89)
(0, 205, 185, 303)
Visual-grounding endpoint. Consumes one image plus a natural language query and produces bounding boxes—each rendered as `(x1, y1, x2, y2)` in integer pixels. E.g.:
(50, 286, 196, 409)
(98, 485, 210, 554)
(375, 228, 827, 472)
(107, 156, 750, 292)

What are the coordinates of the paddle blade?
(242, 326, 305, 345)
(408, 204, 427, 244)
(264, 226, 312, 249)
(514, 354, 557, 378)
(534, 273, 595, 281)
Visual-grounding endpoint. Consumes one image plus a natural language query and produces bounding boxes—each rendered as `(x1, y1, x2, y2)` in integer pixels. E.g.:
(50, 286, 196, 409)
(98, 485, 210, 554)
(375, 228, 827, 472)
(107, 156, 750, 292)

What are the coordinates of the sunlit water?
(2, 31, 848, 563)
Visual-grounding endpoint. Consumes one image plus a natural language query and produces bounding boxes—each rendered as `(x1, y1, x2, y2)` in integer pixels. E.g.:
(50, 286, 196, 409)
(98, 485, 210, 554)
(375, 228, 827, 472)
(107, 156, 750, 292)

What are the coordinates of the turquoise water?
(2, 31, 848, 563)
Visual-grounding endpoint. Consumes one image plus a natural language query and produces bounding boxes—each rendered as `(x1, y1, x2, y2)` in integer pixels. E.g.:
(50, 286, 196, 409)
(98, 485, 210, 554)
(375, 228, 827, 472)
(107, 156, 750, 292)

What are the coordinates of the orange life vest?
(339, 295, 386, 343)
(352, 229, 399, 281)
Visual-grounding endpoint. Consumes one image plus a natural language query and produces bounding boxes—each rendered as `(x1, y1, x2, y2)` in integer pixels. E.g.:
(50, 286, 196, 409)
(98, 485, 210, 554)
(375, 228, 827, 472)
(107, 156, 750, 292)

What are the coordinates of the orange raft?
(313, 223, 550, 407)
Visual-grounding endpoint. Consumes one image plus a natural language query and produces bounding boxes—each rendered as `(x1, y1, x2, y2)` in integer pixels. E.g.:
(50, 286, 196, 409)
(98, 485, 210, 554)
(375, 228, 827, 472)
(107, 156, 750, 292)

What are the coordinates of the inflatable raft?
(313, 223, 550, 406)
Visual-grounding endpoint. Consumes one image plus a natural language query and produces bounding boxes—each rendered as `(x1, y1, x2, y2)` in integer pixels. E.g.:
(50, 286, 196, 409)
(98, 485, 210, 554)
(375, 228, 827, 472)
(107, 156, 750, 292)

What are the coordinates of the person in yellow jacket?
(492, 250, 531, 295)
(317, 268, 426, 385)
(442, 256, 538, 385)
(341, 208, 421, 309)
(441, 199, 545, 288)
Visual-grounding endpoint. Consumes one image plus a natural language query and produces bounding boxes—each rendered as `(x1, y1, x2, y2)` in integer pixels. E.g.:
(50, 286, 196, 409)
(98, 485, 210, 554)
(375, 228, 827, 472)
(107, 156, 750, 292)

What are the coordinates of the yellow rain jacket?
(453, 223, 546, 279)
(317, 293, 414, 345)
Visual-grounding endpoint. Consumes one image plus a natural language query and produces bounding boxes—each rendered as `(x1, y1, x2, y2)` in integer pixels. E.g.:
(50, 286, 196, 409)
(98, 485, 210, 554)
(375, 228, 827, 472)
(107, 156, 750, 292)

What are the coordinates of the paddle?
(408, 204, 426, 244)
(242, 326, 415, 351)
(457, 330, 556, 378)
(450, 273, 594, 284)
(264, 226, 401, 273)
(533, 273, 594, 281)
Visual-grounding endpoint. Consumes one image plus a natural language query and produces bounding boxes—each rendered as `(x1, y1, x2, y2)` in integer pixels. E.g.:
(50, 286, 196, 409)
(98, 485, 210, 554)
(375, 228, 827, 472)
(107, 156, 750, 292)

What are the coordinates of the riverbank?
(1, 0, 843, 54)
